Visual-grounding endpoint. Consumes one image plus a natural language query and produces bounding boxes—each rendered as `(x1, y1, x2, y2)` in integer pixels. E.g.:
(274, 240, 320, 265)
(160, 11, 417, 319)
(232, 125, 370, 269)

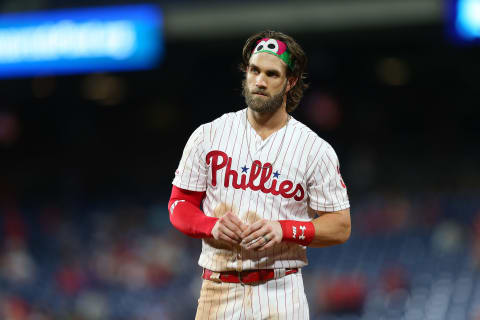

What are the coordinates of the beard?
(242, 79, 287, 114)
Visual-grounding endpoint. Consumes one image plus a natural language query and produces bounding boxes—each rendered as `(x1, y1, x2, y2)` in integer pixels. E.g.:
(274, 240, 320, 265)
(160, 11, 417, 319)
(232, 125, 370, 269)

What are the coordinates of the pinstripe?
(229, 113, 246, 211)
(200, 280, 206, 320)
(283, 276, 288, 319)
(317, 160, 328, 210)
(240, 284, 246, 320)
(216, 118, 229, 271)
(288, 130, 309, 220)
(292, 133, 315, 218)
(273, 124, 297, 271)
(211, 121, 218, 148)
(225, 116, 240, 209)
(266, 278, 271, 319)
(321, 157, 339, 208)
(260, 122, 282, 270)
(180, 132, 203, 186)
(300, 274, 304, 320)
(299, 132, 315, 186)
(250, 283, 255, 320)
(215, 282, 222, 320)
(244, 118, 256, 265)
(292, 270, 297, 320)
(324, 151, 343, 207)
(208, 115, 229, 272)
(232, 119, 251, 269)
(328, 151, 349, 205)
(247, 115, 263, 272)
(281, 129, 304, 270)
(211, 282, 219, 320)
(305, 139, 325, 179)
(299, 273, 306, 320)
(190, 141, 205, 190)
(205, 281, 214, 320)
(230, 281, 238, 320)
(222, 281, 230, 320)
(221, 118, 235, 204)
(275, 277, 280, 319)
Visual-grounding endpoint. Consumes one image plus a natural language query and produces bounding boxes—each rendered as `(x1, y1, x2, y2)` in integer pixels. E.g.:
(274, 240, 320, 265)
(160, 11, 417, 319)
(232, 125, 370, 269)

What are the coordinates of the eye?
(254, 40, 267, 52)
(264, 39, 279, 53)
(266, 71, 279, 77)
(250, 66, 259, 74)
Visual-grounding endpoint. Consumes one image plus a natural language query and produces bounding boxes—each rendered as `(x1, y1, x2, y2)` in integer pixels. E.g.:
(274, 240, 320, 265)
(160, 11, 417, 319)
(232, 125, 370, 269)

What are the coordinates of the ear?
(286, 77, 298, 92)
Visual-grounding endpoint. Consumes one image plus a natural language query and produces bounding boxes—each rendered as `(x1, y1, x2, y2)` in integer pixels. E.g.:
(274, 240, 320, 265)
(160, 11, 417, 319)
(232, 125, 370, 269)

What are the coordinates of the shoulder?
(289, 117, 331, 150)
(201, 109, 245, 139)
(210, 109, 244, 127)
(289, 117, 338, 162)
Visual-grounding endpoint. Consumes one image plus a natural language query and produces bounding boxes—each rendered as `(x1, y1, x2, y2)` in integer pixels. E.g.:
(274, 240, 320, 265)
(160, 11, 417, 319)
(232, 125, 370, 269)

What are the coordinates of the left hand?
(240, 219, 283, 251)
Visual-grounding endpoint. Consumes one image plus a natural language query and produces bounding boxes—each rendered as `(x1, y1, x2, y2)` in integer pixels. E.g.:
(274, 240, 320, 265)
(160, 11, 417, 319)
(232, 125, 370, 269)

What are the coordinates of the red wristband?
(279, 220, 315, 246)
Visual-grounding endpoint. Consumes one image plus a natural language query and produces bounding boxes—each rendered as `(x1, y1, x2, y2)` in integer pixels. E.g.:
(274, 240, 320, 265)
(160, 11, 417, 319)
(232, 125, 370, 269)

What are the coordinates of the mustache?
(241, 78, 270, 98)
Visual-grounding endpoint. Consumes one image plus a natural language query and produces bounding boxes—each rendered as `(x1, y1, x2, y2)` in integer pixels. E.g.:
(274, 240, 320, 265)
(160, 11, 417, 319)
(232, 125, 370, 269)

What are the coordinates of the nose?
(255, 74, 267, 89)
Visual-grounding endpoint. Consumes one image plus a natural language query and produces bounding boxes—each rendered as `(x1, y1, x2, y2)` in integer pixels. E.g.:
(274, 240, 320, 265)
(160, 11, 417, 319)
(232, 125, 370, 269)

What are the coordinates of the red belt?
(202, 268, 298, 284)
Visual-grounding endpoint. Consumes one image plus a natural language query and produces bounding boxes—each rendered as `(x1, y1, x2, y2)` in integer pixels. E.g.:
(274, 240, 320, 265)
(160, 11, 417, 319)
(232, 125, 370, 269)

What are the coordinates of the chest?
(204, 123, 313, 202)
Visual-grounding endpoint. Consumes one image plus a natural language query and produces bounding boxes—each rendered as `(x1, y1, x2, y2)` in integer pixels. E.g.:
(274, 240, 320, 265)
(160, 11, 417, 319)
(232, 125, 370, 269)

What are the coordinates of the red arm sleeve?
(168, 185, 218, 238)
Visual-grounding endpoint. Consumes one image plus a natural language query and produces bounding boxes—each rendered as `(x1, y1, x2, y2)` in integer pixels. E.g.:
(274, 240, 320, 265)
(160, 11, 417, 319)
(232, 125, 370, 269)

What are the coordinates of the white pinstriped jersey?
(173, 108, 349, 272)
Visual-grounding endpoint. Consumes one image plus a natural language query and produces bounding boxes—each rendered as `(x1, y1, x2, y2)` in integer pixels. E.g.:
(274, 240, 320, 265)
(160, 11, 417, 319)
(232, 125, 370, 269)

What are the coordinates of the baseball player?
(169, 30, 351, 319)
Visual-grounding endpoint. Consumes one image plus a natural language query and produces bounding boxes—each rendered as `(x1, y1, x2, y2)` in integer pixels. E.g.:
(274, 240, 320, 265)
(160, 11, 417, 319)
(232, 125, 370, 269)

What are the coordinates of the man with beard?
(169, 30, 351, 319)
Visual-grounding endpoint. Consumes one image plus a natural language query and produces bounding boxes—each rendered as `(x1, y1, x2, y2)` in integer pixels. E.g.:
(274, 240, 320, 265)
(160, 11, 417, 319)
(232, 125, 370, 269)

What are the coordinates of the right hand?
(212, 212, 248, 246)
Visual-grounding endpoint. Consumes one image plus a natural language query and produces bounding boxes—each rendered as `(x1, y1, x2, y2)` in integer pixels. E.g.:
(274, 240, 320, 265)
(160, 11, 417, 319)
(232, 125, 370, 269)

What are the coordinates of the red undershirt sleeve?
(168, 185, 218, 238)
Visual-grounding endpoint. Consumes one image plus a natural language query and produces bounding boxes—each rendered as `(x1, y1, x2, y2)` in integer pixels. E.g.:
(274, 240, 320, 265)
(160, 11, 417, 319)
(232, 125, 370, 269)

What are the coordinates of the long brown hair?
(240, 30, 309, 113)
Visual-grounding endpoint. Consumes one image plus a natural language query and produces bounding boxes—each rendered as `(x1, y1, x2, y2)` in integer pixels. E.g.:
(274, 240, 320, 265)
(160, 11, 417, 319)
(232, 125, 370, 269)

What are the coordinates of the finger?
(239, 223, 249, 233)
(241, 228, 262, 246)
(220, 224, 242, 242)
(242, 220, 272, 244)
(240, 221, 264, 240)
(244, 228, 269, 249)
(257, 234, 277, 251)
(248, 234, 270, 250)
(227, 212, 248, 230)
(213, 218, 242, 243)
(218, 232, 240, 246)
(223, 213, 248, 238)
(221, 218, 244, 240)
(243, 236, 263, 248)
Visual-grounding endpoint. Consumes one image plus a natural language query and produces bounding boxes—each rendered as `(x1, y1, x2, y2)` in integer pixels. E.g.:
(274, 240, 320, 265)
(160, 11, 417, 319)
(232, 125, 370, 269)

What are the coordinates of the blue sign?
(447, 0, 480, 43)
(0, 4, 163, 78)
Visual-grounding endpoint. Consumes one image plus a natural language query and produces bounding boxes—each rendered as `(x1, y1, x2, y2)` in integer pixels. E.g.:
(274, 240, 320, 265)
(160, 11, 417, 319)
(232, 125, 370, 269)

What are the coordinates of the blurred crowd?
(0, 195, 200, 320)
(0, 190, 479, 320)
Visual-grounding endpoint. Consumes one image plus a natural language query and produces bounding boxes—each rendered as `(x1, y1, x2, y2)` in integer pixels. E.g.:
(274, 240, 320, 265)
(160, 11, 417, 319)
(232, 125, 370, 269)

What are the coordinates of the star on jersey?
(241, 165, 249, 173)
(273, 171, 281, 178)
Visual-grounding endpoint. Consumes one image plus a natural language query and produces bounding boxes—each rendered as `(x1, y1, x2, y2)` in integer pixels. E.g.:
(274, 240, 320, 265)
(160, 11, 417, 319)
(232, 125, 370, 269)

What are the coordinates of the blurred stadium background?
(0, 0, 479, 319)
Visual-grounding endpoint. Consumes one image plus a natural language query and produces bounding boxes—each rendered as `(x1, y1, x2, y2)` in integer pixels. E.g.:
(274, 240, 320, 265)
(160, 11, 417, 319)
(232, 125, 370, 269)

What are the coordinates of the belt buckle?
(209, 270, 222, 283)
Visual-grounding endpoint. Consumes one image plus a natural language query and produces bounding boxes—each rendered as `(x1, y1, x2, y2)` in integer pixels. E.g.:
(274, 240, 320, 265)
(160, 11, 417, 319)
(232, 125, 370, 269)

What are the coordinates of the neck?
(247, 105, 289, 140)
